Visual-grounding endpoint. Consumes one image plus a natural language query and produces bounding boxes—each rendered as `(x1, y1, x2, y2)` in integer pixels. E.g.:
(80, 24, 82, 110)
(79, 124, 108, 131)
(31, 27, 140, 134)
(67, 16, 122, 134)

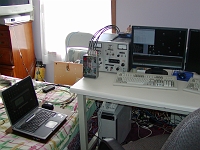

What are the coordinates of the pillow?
(67, 47, 88, 63)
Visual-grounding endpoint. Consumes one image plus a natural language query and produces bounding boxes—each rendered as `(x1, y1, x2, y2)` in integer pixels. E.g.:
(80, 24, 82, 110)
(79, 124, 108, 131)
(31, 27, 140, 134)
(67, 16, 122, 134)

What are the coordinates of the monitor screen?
(131, 26, 188, 75)
(185, 29, 200, 74)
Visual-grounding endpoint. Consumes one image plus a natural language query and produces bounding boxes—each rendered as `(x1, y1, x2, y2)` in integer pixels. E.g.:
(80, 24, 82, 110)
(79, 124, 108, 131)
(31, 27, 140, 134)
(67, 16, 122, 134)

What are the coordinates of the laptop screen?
(2, 76, 39, 125)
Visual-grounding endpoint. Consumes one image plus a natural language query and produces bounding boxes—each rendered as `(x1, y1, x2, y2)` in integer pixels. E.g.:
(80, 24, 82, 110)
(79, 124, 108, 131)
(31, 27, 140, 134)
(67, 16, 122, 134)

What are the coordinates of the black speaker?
(185, 29, 200, 74)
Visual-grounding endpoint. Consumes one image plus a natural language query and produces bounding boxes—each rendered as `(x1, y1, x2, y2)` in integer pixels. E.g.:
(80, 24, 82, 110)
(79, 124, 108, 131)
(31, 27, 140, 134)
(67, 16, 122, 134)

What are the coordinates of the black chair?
(98, 108, 200, 150)
(98, 138, 125, 150)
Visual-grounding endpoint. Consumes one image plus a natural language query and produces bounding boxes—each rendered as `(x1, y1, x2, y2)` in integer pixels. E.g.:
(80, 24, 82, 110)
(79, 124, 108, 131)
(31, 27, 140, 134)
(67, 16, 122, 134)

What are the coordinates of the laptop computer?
(1, 76, 67, 143)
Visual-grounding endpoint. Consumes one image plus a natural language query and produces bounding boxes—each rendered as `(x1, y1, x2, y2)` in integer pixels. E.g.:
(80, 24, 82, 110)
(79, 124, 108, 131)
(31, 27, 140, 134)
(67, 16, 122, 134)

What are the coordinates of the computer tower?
(97, 103, 131, 144)
(185, 29, 200, 74)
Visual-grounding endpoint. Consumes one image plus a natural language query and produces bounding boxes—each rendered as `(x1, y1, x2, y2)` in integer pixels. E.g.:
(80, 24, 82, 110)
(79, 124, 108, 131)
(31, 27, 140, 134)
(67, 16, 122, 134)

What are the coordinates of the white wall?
(116, 0, 200, 31)
(32, 0, 42, 60)
(32, 0, 200, 82)
(32, 0, 55, 83)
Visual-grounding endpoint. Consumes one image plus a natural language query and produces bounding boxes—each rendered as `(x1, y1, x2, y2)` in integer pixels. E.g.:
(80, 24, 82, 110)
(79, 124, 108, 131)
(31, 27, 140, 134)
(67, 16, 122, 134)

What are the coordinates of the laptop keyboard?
(19, 110, 56, 133)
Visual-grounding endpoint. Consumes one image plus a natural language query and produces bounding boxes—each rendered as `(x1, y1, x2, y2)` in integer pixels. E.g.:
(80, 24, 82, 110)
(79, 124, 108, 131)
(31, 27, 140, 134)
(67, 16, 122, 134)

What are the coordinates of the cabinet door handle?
(0, 54, 2, 58)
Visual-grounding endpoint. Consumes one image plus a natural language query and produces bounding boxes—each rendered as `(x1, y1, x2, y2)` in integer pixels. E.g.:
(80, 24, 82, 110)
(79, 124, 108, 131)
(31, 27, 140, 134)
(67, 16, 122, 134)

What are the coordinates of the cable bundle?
(88, 25, 120, 55)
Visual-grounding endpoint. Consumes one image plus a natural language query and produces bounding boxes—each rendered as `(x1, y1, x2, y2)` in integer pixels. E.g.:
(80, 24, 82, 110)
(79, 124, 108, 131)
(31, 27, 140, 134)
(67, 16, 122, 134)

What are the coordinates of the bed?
(0, 75, 97, 150)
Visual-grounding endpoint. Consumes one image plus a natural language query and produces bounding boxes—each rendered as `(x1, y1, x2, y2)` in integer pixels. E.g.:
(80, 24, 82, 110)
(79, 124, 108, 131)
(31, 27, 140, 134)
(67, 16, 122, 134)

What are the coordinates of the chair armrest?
(98, 138, 125, 150)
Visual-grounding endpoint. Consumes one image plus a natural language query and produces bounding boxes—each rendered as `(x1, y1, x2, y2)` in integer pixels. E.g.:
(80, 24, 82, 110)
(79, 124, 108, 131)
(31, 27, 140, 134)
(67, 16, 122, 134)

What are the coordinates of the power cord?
(135, 121, 153, 139)
(88, 25, 120, 54)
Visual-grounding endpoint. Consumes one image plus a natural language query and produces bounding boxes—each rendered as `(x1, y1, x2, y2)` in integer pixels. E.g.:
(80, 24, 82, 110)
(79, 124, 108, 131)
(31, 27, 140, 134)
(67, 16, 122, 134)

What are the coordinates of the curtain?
(40, 0, 111, 64)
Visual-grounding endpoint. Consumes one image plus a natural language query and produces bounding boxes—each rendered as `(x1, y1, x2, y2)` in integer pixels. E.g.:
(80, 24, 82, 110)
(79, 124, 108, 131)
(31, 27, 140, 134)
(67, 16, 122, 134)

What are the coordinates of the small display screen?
(118, 44, 127, 50)
(109, 59, 120, 64)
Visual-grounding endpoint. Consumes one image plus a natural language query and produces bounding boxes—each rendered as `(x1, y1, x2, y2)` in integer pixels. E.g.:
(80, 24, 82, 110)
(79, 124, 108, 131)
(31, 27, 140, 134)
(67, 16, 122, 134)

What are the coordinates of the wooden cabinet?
(0, 21, 36, 78)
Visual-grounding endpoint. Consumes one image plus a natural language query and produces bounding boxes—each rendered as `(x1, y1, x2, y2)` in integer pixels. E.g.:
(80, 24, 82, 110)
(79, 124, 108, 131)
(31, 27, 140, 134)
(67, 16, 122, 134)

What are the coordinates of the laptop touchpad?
(45, 121, 58, 128)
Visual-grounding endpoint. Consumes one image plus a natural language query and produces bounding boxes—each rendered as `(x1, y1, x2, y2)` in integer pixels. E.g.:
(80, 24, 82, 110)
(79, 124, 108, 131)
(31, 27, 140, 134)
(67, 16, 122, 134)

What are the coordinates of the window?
(40, 0, 115, 64)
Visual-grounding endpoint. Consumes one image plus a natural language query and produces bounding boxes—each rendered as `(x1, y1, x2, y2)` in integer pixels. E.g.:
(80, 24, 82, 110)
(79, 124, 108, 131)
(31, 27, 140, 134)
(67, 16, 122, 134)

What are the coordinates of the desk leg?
(78, 94, 88, 150)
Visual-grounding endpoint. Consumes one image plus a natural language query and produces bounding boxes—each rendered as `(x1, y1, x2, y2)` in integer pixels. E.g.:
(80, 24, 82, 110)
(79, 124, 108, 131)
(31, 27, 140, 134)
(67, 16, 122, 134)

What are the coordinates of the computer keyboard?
(113, 72, 178, 90)
(19, 110, 56, 133)
(183, 78, 200, 94)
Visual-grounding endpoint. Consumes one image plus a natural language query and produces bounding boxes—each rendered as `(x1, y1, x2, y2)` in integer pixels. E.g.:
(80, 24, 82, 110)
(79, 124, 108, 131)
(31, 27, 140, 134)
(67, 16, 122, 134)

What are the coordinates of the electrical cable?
(41, 91, 76, 105)
(35, 82, 70, 92)
(88, 25, 120, 52)
(0, 118, 8, 126)
(36, 84, 75, 106)
(152, 124, 172, 134)
(0, 119, 5, 125)
(88, 115, 102, 148)
(131, 107, 177, 136)
(93, 25, 119, 48)
(136, 121, 152, 139)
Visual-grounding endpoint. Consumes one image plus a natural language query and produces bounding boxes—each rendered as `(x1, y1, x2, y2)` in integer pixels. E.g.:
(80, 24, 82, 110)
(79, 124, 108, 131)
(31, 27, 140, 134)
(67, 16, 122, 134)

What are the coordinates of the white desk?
(70, 72, 200, 150)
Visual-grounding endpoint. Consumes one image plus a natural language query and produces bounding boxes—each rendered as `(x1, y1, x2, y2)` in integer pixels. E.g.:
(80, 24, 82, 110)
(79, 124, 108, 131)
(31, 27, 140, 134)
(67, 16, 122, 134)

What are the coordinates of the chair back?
(162, 108, 200, 150)
(65, 32, 93, 62)
(65, 32, 93, 48)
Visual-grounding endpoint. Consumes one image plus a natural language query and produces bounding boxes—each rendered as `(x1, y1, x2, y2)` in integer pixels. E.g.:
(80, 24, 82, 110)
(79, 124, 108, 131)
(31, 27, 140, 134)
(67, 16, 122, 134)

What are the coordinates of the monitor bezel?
(185, 28, 200, 74)
(0, 0, 33, 16)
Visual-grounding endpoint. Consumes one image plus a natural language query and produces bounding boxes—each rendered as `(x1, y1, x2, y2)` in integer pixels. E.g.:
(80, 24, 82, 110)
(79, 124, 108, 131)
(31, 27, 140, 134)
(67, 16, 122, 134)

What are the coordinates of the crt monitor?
(185, 29, 200, 74)
(0, 0, 33, 16)
(131, 26, 188, 75)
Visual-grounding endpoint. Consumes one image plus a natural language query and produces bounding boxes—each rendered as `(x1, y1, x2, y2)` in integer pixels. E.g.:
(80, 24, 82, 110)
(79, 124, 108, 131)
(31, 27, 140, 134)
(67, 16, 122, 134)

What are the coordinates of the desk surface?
(71, 72, 200, 114)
